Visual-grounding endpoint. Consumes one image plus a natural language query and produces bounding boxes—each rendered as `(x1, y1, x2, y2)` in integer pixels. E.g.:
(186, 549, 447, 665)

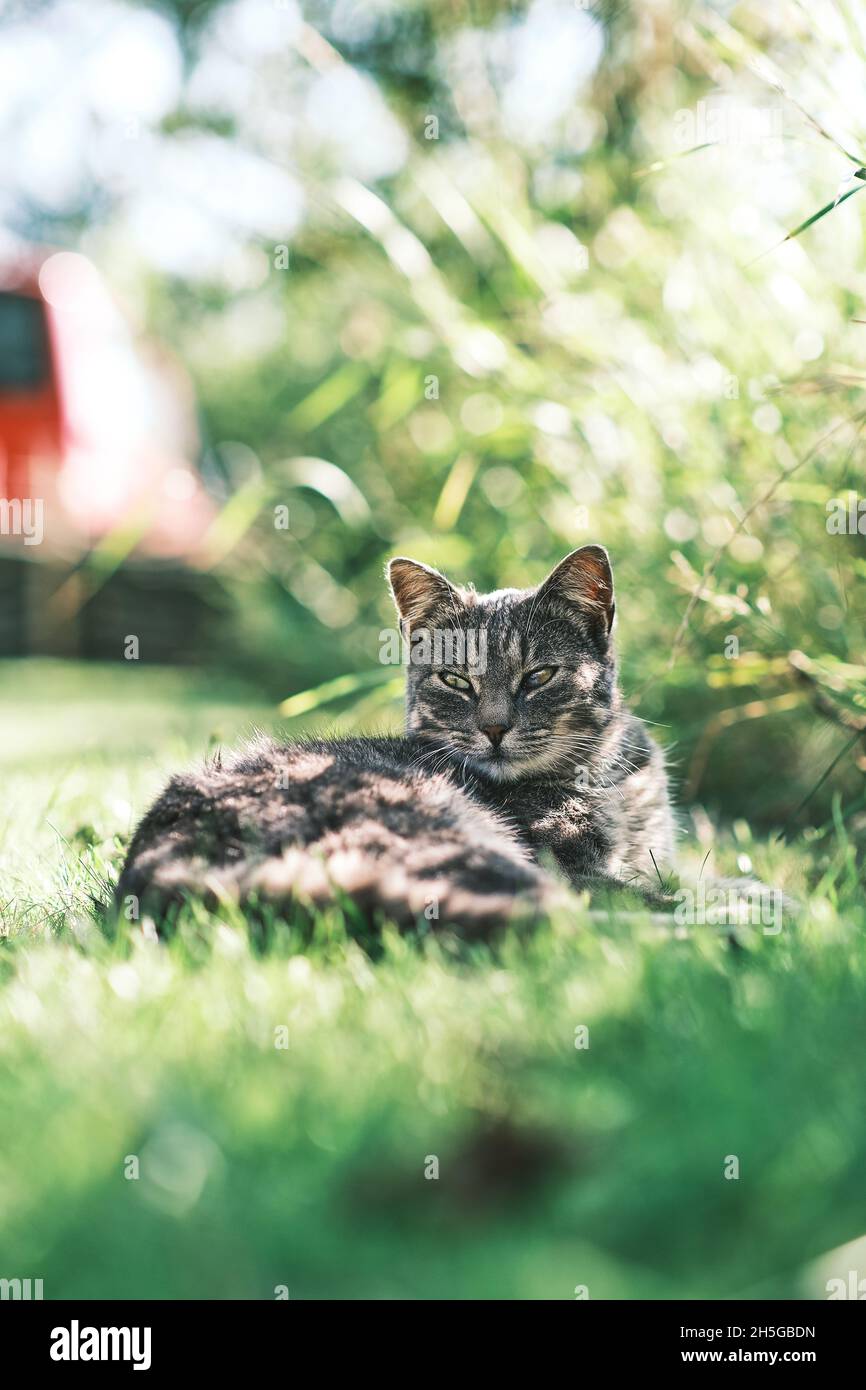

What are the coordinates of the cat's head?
(387, 546, 619, 782)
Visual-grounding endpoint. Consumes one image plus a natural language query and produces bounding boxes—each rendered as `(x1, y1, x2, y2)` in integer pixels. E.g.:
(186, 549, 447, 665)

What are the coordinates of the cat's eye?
(439, 671, 471, 691)
(523, 666, 557, 690)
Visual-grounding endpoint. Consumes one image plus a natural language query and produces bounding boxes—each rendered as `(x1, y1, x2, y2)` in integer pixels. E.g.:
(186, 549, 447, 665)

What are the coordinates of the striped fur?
(117, 547, 675, 933)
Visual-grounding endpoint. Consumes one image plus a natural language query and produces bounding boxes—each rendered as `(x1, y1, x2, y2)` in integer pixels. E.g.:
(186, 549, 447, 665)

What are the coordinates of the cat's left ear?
(387, 557, 458, 633)
(538, 544, 615, 635)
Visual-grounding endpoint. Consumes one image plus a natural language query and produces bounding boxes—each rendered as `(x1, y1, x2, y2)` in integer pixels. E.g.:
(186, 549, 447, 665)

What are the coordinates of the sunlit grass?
(1, 660, 864, 1299)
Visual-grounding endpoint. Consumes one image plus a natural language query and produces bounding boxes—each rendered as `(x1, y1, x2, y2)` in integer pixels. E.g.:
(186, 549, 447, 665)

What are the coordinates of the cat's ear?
(538, 544, 615, 634)
(387, 557, 457, 631)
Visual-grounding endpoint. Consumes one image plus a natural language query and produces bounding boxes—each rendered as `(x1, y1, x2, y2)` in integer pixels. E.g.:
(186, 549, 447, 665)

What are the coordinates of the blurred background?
(2, 0, 866, 823)
(3, 0, 866, 1306)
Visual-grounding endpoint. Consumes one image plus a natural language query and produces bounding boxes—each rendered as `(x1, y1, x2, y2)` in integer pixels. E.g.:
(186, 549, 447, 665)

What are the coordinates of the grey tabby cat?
(116, 545, 675, 935)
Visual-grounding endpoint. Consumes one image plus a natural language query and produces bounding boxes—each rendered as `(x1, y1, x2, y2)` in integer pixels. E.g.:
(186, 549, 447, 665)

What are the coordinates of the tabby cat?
(116, 545, 675, 934)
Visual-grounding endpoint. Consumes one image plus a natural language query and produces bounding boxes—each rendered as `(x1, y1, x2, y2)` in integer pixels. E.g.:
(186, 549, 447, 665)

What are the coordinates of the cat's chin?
(471, 757, 516, 782)
(470, 751, 548, 783)
(470, 743, 584, 782)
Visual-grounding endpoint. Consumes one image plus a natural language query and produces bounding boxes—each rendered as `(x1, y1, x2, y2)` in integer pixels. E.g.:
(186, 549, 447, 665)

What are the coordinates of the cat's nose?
(481, 724, 510, 749)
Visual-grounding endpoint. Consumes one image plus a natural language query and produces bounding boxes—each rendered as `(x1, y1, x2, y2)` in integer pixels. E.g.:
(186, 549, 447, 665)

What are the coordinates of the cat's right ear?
(387, 557, 456, 633)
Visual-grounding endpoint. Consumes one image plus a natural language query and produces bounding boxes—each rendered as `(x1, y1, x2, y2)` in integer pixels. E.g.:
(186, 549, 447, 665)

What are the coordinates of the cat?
(390, 545, 675, 890)
(115, 545, 675, 935)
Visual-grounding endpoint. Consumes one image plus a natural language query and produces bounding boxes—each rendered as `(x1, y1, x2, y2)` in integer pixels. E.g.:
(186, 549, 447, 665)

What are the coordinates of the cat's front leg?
(522, 793, 613, 889)
(525, 794, 667, 905)
(548, 829, 612, 888)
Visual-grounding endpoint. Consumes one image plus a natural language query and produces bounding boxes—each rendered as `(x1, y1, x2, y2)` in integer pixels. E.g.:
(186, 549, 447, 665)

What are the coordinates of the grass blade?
(279, 669, 399, 719)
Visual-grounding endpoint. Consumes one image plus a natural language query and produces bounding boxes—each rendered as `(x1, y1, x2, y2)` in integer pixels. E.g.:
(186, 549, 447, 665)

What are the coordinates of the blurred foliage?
(99, 0, 865, 831)
(7, 0, 864, 826)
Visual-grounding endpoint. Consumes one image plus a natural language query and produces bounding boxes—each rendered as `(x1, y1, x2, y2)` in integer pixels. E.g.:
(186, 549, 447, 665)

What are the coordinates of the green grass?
(1, 659, 865, 1300)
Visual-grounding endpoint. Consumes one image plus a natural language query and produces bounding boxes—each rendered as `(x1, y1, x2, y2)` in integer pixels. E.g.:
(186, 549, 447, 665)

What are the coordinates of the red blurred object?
(0, 247, 214, 558)
(0, 277, 61, 503)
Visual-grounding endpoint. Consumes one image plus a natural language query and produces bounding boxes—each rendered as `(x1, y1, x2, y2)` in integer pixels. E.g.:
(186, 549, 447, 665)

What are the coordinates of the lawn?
(1, 658, 864, 1300)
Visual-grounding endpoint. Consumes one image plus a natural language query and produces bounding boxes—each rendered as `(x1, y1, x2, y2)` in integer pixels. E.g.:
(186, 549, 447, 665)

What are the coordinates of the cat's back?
(116, 733, 546, 933)
(201, 733, 511, 840)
